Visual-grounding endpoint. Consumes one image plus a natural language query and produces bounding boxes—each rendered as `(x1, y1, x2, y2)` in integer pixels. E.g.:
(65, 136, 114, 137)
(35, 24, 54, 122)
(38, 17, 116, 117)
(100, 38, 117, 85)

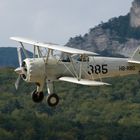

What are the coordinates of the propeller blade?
(14, 67, 23, 75)
(17, 47, 22, 67)
(15, 76, 21, 90)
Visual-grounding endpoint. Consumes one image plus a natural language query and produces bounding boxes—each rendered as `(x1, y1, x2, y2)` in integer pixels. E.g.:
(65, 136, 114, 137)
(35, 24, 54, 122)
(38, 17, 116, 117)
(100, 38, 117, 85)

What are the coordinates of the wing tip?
(10, 36, 21, 41)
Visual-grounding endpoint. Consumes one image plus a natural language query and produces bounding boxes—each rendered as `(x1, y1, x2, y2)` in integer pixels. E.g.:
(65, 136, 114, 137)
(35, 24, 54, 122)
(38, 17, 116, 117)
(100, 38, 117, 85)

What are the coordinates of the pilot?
(78, 55, 89, 62)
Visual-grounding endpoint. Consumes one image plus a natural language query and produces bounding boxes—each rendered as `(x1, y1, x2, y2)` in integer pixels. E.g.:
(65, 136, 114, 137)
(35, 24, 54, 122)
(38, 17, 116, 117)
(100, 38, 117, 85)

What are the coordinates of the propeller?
(14, 47, 24, 90)
(15, 75, 21, 90)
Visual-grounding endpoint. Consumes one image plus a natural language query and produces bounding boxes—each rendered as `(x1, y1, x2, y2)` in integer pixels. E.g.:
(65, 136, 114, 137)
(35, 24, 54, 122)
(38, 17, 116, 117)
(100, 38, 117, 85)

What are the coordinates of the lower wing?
(59, 77, 110, 86)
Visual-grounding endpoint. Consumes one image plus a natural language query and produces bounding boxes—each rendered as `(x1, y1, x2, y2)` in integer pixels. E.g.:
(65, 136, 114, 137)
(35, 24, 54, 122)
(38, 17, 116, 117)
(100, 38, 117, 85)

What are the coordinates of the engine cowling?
(21, 58, 46, 83)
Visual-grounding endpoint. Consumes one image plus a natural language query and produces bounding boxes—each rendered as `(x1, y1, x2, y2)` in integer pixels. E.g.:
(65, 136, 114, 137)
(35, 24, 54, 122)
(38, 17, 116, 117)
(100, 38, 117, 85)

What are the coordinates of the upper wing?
(10, 37, 98, 56)
(59, 77, 110, 86)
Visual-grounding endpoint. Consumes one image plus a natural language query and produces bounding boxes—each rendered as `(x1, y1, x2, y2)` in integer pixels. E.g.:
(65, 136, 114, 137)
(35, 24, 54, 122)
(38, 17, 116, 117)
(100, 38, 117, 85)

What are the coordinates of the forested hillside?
(0, 47, 32, 67)
(1, 68, 140, 140)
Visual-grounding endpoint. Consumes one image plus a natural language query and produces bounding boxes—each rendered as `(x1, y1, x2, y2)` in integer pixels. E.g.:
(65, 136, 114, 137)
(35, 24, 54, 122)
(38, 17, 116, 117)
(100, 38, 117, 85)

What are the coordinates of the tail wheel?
(31, 90, 44, 103)
(47, 93, 59, 107)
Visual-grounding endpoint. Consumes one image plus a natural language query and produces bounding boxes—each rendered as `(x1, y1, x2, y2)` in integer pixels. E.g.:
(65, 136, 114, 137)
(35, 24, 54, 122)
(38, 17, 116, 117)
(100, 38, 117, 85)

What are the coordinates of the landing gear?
(31, 80, 60, 107)
(46, 93, 59, 107)
(46, 80, 59, 107)
(31, 90, 44, 103)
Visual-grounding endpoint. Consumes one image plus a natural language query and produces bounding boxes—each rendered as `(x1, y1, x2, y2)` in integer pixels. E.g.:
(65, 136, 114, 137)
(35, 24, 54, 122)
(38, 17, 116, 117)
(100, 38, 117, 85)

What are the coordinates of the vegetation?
(0, 68, 140, 139)
(0, 48, 32, 67)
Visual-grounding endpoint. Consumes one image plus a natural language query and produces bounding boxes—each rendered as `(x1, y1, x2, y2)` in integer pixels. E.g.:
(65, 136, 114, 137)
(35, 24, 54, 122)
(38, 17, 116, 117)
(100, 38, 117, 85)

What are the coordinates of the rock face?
(130, 0, 140, 28)
(67, 0, 140, 57)
(67, 26, 140, 57)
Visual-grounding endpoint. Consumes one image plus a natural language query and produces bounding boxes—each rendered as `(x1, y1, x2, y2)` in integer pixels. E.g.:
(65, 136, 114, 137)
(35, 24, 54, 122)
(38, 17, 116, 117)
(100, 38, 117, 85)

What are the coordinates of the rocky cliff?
(130, 0, 140, 27)
(67, 0, 140, 57)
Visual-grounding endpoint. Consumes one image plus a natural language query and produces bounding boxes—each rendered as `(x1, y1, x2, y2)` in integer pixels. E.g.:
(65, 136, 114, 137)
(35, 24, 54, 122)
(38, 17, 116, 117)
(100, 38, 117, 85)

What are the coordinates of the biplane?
(10, 37, 140, 107)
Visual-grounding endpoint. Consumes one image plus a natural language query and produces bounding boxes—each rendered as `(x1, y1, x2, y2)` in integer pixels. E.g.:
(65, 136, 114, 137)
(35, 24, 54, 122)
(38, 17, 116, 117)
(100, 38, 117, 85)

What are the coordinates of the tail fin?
(128, 46, 140, 64)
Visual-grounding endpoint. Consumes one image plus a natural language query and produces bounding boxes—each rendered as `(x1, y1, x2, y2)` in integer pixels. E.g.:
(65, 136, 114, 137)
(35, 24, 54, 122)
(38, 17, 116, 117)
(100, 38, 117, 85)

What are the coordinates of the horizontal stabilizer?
(59, 77, 110, 86)
(10, 37, 98, 56)
(128, 46, 140, 64)
(128, 60, 140, 64)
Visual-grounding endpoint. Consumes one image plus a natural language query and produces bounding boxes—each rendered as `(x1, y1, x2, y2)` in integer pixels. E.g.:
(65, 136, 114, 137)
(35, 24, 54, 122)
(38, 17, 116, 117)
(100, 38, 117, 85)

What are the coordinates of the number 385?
(88, 64, 108, 75)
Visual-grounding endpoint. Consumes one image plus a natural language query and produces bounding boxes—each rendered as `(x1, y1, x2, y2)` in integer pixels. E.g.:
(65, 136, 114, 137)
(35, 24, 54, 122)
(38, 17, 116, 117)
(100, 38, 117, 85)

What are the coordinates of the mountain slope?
(67, 13, 140, 57)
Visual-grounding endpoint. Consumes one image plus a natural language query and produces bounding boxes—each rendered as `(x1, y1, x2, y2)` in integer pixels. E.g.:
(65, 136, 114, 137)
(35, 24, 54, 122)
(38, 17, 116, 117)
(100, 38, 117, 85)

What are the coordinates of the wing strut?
(68, 54, 79, 79)
(91, 55, 103, 82)
(20, 42, 29, 58)
(33, 45, 43, 58)
(60, 54, 91, 81)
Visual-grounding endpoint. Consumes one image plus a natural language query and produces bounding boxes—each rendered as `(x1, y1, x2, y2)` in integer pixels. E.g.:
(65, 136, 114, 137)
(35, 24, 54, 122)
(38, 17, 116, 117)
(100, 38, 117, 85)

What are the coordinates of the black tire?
(31, 90, 44, 103)
(47, 93, 59, 107)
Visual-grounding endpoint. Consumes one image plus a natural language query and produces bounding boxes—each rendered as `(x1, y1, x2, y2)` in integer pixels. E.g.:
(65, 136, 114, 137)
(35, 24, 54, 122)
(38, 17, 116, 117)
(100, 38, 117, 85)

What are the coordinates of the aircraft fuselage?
(46, 56, 140, 81)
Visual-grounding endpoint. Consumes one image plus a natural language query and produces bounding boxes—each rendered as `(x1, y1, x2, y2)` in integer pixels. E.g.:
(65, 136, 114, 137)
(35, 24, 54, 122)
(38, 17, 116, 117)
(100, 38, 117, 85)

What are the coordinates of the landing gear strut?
(31, 90, 44, 103)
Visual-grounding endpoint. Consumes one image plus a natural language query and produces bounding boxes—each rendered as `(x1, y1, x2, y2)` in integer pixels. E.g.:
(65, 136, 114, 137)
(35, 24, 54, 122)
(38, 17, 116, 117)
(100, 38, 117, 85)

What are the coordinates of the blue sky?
(0, 0, 133, 46)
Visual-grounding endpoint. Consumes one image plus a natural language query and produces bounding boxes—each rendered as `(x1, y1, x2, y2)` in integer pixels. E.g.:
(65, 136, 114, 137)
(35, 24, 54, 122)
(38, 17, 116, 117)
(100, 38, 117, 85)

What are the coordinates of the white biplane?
(10, 37, 140, 107)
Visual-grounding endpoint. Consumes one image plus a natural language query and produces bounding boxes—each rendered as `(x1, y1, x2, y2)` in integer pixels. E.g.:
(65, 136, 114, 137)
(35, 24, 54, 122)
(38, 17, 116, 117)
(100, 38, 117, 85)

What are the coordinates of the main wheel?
(31, 90, 44, 103)
(47, 93, 59, 107)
